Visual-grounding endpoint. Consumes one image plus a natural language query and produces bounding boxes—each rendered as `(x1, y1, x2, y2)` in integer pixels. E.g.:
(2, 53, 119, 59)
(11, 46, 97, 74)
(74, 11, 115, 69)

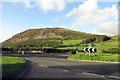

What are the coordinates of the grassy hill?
(2, 28, 114, 50)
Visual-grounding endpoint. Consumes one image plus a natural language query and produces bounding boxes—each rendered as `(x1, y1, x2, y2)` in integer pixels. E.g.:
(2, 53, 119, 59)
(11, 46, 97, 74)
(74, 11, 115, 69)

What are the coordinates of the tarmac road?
(18, 54, 120, 79)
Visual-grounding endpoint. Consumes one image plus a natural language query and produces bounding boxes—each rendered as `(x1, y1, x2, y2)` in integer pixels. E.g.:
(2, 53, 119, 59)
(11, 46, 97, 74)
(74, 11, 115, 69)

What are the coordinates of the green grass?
(68, 53, 119, 62)
(58, 46, 80, 50)
(58, 40, 119, 53)
(63, 39, 83, 45)
(95, 40, 118, 53)
(2, 56, 27, 78)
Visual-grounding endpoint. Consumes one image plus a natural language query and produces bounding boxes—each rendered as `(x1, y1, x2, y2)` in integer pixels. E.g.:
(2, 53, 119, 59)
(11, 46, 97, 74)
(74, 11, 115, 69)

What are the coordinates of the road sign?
(83, 48, 97, 53)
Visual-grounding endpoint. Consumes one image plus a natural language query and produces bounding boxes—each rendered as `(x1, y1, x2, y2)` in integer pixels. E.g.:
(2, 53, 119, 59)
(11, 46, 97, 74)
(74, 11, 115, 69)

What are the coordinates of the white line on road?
(104, 75, 120, 79)
(82, 72, 100, 76)
(82, 72, 120, 80)
(62, 69, 69, 72)
(39, 65, 48, 68)
(82, 72, 108, 79)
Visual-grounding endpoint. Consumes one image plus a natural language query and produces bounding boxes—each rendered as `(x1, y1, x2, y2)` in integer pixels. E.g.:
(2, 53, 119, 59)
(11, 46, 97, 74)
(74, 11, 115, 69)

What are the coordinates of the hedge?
(102, 48, 120, 54)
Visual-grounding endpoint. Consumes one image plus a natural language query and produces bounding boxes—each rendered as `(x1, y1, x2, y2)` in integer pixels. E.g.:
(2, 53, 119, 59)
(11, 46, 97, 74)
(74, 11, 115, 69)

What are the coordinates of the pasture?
(68, 53, 119, 62)
(64, 39, 119, 62)
(63, 39, 83, 45)
(59, 39, 119, 54)
(2, 56, 27, 78)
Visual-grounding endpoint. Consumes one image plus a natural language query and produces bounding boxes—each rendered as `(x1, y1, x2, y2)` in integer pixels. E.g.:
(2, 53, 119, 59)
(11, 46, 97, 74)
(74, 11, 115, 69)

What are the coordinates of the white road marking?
(39, 65, 47, 68)
(63, 69, 69, 72)
(50, 67, 69, 72)
(82, 72, 120, 80)
(82, 72, 100, 76)
(104, 75, 120, 79)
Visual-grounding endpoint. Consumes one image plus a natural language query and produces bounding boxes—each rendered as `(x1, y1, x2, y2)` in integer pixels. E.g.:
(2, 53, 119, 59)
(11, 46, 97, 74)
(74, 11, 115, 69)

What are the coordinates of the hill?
(2, 28, 112, 50)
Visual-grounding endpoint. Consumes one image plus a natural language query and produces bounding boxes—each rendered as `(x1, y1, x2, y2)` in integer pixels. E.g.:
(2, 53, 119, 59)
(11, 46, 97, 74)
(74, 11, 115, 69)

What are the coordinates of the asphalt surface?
(13, 54, 118, 79)
(3, 54, 119, 79)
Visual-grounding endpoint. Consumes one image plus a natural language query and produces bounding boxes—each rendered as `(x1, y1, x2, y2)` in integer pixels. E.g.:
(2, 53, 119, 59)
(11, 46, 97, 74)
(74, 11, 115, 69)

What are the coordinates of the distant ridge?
(2, 27, 111, 48)
(3, 28, 91, 42)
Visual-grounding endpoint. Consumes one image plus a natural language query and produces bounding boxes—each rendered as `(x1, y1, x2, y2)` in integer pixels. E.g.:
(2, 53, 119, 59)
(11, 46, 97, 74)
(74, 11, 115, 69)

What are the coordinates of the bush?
(103, 36, 111, 41)
(84, 37, 96, 43)
(81, 35, 111, 43)
(43, 48, 74, 53)
(91, 43, 95, 46)
(102, 48, 120, 54)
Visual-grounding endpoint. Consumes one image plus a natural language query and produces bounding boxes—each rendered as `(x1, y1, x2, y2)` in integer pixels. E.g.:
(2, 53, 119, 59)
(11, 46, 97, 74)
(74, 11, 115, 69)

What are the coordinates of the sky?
(1, 0, 119, 42)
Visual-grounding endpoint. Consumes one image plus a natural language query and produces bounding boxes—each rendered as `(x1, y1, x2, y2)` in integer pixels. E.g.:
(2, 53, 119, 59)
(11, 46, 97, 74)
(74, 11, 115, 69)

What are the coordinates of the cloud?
(12, 0, 20, 2)
(66, 0, 97, 17)
(12, 0, 66, 12)
(22, 0, 31, 8)
(65, 0, 118, 35)
(95, 21, 118, 35)
(72, 5, 117, 26)
(12, 0, 32, 8)
(66, 0, 117, 26)
(36, 0, 65, 12)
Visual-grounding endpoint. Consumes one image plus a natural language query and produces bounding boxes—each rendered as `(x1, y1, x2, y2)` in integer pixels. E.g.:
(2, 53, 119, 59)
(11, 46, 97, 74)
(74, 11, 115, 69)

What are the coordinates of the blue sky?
(1, 0, 118, 42)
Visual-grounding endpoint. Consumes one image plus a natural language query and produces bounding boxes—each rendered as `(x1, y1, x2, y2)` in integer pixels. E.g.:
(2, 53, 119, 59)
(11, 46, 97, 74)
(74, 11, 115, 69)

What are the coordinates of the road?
(12, 54, 118, 79)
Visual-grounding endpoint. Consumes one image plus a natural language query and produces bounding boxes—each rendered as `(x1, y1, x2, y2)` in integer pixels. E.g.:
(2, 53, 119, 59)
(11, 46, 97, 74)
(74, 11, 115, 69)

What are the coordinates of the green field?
(59, 39, 119, 53)
(66, 38, 119, 62)
(95, 40, 118, 53)
(68, 53, 119, 62)
(63, 39, 83, 45)
(2, 56, 27, 78)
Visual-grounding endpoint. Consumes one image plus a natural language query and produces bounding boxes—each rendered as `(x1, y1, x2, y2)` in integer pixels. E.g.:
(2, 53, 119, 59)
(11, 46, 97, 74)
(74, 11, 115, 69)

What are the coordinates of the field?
(68, 53, 119, 62)
(59, 39, 119, 53)
(60, 39, 119, 62)
(94, 41, 118, 53)
(2, 35, 119, 63)
(63, 39, 83, 45)
(2, 56, 27, 78)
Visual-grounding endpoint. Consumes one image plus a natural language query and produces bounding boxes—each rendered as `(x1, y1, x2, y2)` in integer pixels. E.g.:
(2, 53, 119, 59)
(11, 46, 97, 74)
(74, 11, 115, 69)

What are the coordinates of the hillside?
(4, 28, 92, 42)
(2, 28, 112, 50)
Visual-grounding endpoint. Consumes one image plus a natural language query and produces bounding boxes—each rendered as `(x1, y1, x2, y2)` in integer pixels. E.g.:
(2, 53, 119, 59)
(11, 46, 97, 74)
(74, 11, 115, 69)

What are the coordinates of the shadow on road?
(2, 54, 69, 59)
(48, 63, 119, 76)
(2, 54, 120, 79)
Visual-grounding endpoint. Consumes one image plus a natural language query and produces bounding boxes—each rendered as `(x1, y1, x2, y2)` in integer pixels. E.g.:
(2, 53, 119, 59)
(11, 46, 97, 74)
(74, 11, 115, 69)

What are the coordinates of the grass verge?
(68, 53, 119, 62)
(2, 56, 27, 78)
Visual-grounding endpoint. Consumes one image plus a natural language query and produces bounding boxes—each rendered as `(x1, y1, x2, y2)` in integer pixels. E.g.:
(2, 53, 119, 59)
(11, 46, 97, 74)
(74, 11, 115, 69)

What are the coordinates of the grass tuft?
(68, 53, 119, 62)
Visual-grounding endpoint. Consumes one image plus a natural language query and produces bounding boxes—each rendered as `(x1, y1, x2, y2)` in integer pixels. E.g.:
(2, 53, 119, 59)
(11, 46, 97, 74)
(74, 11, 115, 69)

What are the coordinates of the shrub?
(84, 37, 96, 43)
(43, 48, 74, 53)
(102, 48, 120, 54)
(103, 36, 111, 41)
(91, 43, 95, 46)
(81, 35, 111, 43)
